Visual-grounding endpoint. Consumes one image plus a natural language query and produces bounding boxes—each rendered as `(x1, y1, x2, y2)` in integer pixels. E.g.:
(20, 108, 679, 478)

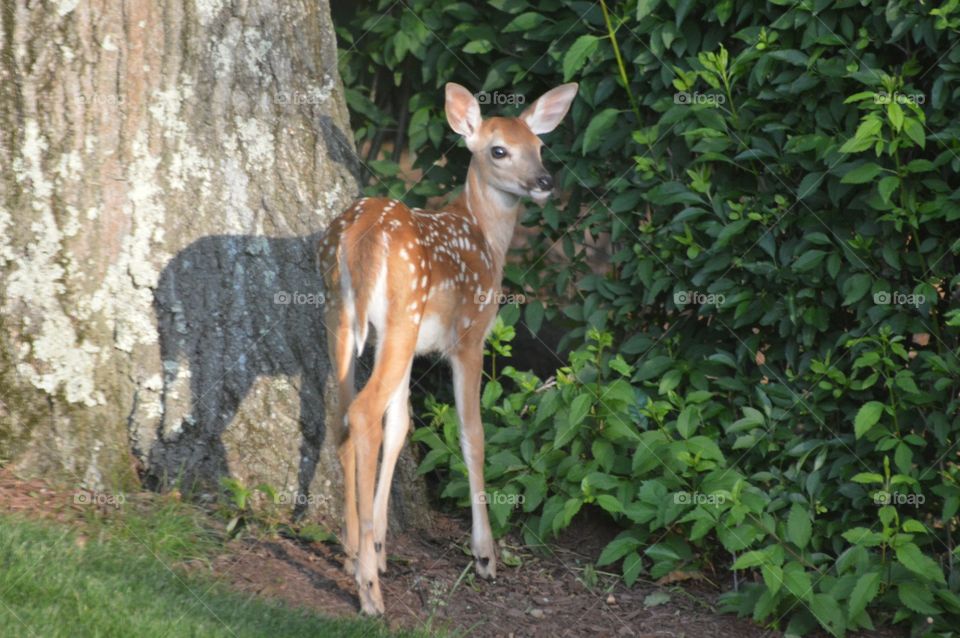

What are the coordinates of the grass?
(0, 497, 418, 638)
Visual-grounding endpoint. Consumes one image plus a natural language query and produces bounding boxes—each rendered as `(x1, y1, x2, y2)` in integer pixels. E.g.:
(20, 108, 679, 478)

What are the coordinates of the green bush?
(336, 1, 960, 636)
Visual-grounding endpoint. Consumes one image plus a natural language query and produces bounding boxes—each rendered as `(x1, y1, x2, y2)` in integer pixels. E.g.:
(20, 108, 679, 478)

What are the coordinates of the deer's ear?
(520, 83, 578, 135)
(445, 83, 482, 148)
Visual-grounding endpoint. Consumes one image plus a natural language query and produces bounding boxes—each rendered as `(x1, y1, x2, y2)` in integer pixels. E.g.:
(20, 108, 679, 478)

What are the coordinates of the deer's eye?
(491, 146, 508, 159)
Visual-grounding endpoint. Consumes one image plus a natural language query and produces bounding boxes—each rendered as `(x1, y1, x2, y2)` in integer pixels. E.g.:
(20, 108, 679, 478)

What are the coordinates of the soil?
(0, 468, 902, 637)
(208, 513, 776, 638)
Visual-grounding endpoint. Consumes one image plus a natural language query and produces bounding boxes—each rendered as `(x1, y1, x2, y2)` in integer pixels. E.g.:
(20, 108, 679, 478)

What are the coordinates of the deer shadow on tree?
(146, 117, 365, 517)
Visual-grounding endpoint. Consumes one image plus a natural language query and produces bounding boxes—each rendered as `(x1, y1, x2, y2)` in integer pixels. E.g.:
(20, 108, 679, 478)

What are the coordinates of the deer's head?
(445, 82, 578, 205)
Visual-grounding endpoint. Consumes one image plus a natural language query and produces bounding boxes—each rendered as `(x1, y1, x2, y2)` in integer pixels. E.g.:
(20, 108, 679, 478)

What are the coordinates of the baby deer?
(318, 82, 578, 615)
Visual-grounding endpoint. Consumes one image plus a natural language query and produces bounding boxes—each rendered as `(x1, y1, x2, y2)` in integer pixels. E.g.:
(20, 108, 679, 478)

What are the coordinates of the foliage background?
(334, 1, 960, 636)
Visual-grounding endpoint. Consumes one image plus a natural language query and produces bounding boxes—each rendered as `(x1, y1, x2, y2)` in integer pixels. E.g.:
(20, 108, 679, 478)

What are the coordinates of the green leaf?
(462, 40, 493, 54)
(787, 503, 812, 549)
(503, 12, 546, 33)
(659, 368, 683, 394)
(623, 551, 643, 586)
(732, 550, 766, 569)
(518, 474, 546, 512)
(854, 401, 884, 438)
(569, 393, 592, 428)
(596, 494, 624, 514)
(752, 588, 778, 622)
(898, 581, 940, 615)
(905, 158, 935, 173)
(901, 519, 926, 534)
(842, 273, 872, 305)
(839, 117, 882, 153)
(783, 562, 813, 602)
(552, 497, 583, 532)
(769, 49, 808, 66)
(896, 542, 946, 584)
(555, 413, 579, 448)
(676, 405, 699, 439)
(793, 249, 827, 272)
(843, 91, 876, 103)
(894, 371, 920, 395)
(563, 34, 600, 82)
(903, 118, 925, 148)
(848, 571, 881, 620)
(762, 563, 783, 594)
(877, 175, 899, 203)
(841, 163, 884, 184)
(842, 527, 884, 547)
(582, 108, 619, 155)
(481, 379, 503, 409)
(797, 172, 824, 199)
(598, 534, 641, 566)
(887, 101, 904, 131)
(636, 0, 662, 20)
(810, 593, 845, 637)
(592, 438, 615, 471)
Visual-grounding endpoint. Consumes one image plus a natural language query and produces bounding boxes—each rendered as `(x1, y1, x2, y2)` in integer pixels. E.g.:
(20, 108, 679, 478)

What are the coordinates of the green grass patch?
(0, 510, 413, 637)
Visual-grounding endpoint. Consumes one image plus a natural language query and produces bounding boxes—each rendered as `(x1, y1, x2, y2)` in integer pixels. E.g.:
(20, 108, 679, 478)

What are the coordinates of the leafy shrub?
(336, 0, 960, 635)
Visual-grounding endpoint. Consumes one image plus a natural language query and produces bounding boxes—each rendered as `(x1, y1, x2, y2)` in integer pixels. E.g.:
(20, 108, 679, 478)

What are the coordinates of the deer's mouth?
(528, 189, 552, 205)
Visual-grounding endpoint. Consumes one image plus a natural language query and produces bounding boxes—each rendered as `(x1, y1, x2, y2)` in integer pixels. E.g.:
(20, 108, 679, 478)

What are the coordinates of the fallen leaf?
(643, 591, 671, 607)
(657, 570, 706, 585)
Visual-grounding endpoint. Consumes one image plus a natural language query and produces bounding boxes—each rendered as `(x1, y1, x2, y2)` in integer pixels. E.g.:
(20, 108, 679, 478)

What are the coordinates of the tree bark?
(0, 0, 430, 530)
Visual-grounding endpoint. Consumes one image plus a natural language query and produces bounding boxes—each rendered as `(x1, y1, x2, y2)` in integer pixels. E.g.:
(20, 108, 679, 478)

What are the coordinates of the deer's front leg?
(452, 346, 497, 579)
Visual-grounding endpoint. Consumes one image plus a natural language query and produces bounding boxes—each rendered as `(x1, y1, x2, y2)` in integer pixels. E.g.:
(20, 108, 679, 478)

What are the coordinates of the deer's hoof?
(358, 579, 385, 616)
(342, 556, 357, 576)
(475, 553, 497, 579)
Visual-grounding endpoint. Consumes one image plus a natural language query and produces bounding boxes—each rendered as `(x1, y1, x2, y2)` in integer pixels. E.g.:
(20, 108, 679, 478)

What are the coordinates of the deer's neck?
(456, 160, 522, 279)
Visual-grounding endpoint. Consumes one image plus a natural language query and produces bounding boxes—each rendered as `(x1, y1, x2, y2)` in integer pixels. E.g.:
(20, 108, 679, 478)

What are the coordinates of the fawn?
(317, 82, 578, 615)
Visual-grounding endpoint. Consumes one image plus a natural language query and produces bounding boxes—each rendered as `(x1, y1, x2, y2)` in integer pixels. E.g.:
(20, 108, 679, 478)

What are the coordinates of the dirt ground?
(0, 469, 901, 637)
(207, 513, 776, 638)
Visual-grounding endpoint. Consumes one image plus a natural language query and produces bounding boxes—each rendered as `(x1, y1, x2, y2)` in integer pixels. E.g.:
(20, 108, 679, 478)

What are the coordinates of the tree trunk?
(0, 0, 431, 530)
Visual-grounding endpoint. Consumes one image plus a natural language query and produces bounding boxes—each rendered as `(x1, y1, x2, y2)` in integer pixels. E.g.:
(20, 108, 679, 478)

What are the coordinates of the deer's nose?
(535, 175, 554, 191)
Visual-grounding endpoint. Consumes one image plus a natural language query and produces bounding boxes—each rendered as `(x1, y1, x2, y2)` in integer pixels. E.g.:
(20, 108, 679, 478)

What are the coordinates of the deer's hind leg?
(326, 301, 359, 575)
(347, 318, 418, 615)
